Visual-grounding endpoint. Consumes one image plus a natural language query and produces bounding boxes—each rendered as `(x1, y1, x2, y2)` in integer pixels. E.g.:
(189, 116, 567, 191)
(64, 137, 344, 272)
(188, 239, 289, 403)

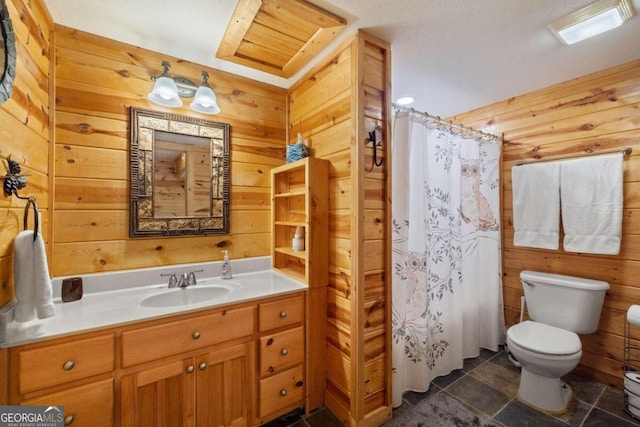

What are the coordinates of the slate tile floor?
(265, 346, 640, 427)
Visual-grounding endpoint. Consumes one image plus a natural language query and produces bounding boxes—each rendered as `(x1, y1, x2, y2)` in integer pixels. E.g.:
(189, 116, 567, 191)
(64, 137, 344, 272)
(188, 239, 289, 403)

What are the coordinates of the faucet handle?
(187, 269, 203, 286)
(187, 271, 197, 286)
(161, 272, 178, 288)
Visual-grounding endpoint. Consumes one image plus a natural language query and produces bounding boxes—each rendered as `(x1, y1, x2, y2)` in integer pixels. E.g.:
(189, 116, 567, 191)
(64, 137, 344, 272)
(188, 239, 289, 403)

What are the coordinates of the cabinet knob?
(279, 311, 287, 319)
(279, 389, 287, 397)
(62, 360, 75, 371)
(192, 331, 201, 340)
(64, 415, 74, 425)
(186, 365, 195, 374)
(199, 362, 207, 371)
(280, 348, 289, 356)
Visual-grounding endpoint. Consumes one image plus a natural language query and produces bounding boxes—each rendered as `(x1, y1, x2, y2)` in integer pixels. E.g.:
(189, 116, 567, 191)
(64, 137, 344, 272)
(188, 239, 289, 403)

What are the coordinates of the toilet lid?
(507, 321, 581, 356)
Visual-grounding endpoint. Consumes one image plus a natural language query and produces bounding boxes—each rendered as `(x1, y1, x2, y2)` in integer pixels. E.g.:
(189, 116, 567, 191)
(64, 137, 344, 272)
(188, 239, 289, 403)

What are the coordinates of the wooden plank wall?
(288, 31, 391, 426)
(0, 0, 52, 307)
(52, 26, 287, 277)
(289, 35, 354, 422)
(357, 36, 391, 426)
(452, 59, 640, 388)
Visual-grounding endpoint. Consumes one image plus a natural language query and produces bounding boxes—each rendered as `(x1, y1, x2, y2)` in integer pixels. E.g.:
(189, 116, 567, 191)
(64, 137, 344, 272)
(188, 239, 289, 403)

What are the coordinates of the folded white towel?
(560, 153, 623, 255)
(511, 162, 560, 249)
(14, 230, 55, 322)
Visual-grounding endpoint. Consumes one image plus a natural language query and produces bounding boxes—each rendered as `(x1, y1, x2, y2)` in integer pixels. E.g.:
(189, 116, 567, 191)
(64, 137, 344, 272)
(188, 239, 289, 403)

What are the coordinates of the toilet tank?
(521, 270, 609, 334)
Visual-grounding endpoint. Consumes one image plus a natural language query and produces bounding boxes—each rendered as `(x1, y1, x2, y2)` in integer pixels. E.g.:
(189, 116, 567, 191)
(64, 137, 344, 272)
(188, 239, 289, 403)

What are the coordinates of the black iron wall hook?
(2, 155, 38, 240)
(368, 127, 384, 169)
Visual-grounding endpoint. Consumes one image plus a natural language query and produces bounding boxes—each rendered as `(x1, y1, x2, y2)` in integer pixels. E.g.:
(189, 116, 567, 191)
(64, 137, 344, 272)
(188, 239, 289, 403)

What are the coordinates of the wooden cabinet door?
(121, 359, 196, 427)
(195, 342, 254, 427)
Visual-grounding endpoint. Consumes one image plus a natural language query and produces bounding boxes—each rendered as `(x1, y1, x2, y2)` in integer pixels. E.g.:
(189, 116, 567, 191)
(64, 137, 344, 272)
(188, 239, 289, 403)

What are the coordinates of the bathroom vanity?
(0, 268, 307, 426)
(0, 155, 329, 426)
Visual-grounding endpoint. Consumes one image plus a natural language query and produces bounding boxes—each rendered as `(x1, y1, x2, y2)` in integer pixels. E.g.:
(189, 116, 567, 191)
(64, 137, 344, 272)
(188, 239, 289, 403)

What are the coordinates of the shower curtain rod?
(393, 105, 501, 141)
(515, 147, 633, 166)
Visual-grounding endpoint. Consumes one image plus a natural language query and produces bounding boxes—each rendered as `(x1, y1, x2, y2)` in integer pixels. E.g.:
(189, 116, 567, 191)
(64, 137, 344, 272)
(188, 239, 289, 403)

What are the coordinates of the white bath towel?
(14, 230, 56, 322)
(560, 153, 623, 255)
(511, 162, 560, 249)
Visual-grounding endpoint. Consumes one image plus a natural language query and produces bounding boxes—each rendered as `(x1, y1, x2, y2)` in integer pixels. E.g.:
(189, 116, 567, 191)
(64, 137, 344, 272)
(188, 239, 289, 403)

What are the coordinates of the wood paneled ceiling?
(217, 0, 346, 78)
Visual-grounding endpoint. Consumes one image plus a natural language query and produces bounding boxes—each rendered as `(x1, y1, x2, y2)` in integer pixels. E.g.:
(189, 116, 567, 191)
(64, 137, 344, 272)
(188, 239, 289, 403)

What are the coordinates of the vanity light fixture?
(148, 61, 182, 107)
(548, 0, 635, 45)
(190, 71, 220, 114)
(148, 61, 220, 114)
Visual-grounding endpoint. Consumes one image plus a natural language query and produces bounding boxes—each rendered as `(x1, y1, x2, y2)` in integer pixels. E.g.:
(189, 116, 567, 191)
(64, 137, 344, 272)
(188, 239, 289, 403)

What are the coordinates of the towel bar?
(515, 147, 632, 166)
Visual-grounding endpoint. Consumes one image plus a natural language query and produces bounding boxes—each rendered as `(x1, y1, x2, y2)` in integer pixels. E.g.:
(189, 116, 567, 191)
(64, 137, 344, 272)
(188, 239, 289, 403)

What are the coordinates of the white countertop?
(2, 269, 306, 348)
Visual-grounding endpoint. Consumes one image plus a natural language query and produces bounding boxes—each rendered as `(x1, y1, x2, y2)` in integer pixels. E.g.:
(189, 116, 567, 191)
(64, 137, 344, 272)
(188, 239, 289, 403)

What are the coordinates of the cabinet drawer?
(259, 326, 304, 376)
(22, 378, 114, 427)
(121, 306, 253, 367)
(18, 334, 115, 394)
(259, 294, 304, 332)
(259, 365, 304, 418)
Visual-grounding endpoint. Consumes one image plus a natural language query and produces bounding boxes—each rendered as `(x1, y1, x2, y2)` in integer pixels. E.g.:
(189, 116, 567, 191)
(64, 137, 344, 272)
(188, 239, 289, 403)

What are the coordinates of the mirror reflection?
(153, 131, 213, 218)
(130, 108, 230, 237)
(0, 29, 5, 75)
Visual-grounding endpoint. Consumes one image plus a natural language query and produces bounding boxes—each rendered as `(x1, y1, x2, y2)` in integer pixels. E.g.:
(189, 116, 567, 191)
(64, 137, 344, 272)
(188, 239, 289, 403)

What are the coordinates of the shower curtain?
(391, 110, 504, 407)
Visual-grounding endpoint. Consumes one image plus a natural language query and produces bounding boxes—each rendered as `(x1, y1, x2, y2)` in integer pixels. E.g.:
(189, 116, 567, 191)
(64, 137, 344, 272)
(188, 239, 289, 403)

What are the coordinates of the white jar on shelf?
(292, 226, 305, 251)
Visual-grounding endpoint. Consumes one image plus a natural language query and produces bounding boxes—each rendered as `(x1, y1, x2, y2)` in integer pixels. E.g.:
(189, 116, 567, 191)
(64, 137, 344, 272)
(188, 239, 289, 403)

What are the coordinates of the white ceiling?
(44, 0, 640, 118)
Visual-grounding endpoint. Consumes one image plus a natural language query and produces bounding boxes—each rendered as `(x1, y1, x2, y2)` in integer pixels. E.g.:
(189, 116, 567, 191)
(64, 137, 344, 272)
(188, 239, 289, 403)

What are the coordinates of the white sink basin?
(140, 286, 231, 308)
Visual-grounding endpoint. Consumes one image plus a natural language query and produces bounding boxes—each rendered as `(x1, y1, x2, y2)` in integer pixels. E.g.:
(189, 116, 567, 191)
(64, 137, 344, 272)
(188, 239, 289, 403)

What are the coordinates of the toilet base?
(518, 368, 572, 413)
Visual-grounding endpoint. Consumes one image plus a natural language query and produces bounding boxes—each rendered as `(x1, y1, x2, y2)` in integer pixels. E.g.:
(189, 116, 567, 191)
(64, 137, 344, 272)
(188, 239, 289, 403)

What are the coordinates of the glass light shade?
(190, 85, 220, 114)
(395, 96, 415, 106)
(558, 9, 623, 44)
(148, 76, 182, 107)
(548, 0, 634, 45)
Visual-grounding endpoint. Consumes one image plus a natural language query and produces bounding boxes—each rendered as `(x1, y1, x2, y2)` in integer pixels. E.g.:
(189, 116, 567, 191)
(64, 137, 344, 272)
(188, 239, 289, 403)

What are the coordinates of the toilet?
(506, 270, 609, 413)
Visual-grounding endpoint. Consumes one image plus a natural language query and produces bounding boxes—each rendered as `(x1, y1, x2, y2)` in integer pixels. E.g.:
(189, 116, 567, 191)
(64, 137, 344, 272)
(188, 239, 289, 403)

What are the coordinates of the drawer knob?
(279, 389, 287, 397)
(279, 311, 287, 319)
(62, 360, 75, 371)
(267, 338, 274, 346)
(280, 348, 289, 356)
(192, 331, 201, 340)
(199, 362, 207, 371)
(187, 365, 195, 374)
(64, 415, 74, 425)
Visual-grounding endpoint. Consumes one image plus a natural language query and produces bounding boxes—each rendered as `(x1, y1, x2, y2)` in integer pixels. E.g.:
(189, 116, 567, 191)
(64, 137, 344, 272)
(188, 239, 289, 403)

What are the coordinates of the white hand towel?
(14, 230, 56, 322)
(560, 153, 623, 255)
(511, 162, 560, 249)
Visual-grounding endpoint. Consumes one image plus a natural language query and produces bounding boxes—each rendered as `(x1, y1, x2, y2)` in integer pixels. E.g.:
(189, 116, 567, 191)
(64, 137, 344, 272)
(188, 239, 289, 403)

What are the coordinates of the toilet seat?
(508, 321, 581, 356)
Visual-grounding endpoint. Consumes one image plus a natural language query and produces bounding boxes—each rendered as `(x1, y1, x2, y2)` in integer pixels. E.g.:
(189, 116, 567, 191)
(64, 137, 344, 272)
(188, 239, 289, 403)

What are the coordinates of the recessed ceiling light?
(548, 0, 635, 45)
(395, 96, 415, 106)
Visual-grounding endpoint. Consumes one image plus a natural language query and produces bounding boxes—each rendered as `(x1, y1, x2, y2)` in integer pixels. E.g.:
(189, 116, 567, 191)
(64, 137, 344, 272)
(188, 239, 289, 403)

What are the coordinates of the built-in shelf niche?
(271, 157, 327, 284)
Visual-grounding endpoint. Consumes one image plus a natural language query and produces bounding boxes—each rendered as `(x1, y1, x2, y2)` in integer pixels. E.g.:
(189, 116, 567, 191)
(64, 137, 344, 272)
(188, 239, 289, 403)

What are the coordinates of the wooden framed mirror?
(0, 0, 16, 105)
(129, 107, 230, 237)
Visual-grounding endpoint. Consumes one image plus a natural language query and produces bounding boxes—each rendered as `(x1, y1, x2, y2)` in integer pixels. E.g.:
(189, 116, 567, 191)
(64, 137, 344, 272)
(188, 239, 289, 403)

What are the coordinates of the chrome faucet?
(177, 273, 189, 288)
(162, 269, 203, 288)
